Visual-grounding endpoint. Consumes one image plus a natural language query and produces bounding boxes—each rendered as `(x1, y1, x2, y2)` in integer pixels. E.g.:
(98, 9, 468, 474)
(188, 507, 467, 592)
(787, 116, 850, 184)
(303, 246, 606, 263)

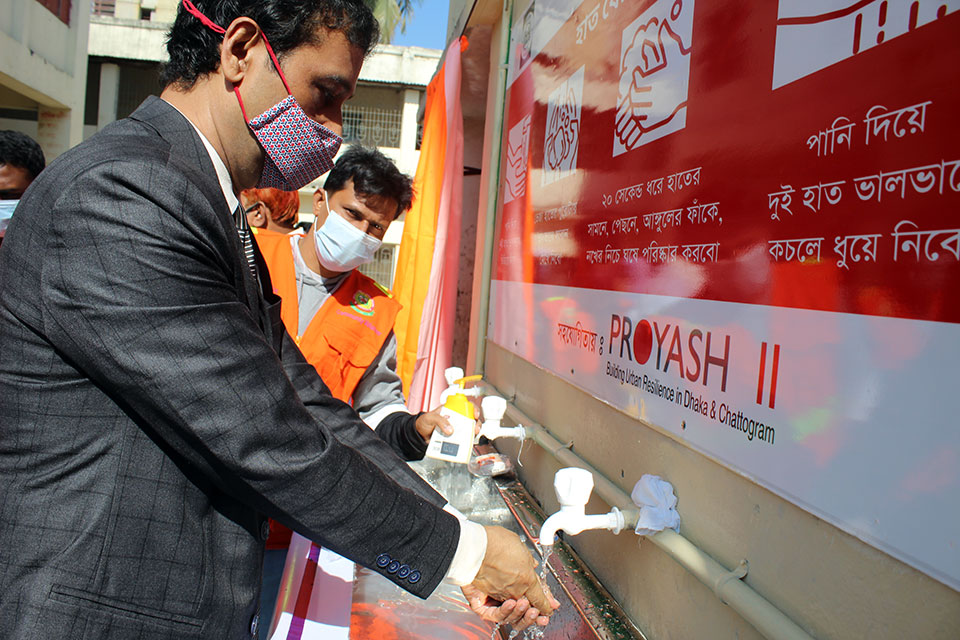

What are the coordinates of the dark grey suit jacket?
(0, 97, 459, 639)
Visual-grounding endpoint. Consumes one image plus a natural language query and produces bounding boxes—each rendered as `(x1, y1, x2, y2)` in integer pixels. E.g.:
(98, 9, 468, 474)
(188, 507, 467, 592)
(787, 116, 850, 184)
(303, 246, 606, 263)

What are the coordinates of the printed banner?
(492, 0, 960, 590)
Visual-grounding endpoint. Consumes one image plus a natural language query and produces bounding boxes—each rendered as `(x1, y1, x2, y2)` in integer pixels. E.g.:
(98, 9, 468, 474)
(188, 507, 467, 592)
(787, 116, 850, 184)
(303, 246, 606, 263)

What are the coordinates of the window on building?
(140, 7, 154, 20)
(117, 63, 163, 119)
(91, 0, 115, 17)
(84, 61, 102, 126)
(0, 108, 39, 124)
(38, 0, 71, 24)
(341, 105, 403, 149)
(358, 245, 398, 290)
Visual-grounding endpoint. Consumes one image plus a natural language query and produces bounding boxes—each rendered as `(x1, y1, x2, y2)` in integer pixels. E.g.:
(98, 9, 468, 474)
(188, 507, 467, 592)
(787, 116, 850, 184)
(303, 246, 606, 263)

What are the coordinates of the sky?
(389, 0, 451, 51)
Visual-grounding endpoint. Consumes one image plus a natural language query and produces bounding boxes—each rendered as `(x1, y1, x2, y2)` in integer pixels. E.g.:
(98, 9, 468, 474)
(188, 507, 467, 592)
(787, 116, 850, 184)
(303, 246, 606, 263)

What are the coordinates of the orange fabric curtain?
(393, 37, 466, 398)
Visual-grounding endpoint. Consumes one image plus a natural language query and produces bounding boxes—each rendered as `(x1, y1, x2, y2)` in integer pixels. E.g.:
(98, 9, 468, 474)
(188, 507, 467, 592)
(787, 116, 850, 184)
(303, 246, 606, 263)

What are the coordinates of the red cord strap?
(179, 0, 293, 95)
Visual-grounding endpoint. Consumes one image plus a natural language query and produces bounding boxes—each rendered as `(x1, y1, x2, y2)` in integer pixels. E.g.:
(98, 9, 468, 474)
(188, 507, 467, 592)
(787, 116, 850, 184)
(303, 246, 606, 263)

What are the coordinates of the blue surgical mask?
(0, 199, 19, 237)
(313, 193, 382, 272)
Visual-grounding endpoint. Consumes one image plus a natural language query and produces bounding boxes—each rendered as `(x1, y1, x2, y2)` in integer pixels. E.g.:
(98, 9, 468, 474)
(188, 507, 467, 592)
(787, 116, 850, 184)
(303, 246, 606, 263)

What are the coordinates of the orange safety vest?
(252, 228, 401, 404)
(253, 229, 401, 550)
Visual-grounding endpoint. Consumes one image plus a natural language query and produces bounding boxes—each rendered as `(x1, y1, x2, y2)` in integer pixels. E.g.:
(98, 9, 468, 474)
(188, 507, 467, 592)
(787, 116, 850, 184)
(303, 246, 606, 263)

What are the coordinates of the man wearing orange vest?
(252, 145, 454, 638)
(253, 146, 451, 453)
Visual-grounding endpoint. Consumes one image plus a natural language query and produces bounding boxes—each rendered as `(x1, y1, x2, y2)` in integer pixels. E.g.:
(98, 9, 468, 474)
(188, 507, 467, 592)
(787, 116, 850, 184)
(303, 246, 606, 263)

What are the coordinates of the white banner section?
(489, 279, 960, 591)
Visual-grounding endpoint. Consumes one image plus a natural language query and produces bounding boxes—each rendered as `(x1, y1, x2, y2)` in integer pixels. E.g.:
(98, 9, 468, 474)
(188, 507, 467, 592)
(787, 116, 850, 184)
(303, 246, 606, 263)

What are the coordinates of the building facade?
(0, 0, 90, 161)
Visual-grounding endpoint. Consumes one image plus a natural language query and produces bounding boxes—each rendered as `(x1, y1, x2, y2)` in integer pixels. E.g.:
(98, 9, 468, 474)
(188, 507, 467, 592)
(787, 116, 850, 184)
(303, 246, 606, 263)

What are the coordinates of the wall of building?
(0, 0, 90, 160)
(108, 0, 178, 23)
(0, 84, 40, 137)
(88, 17, 170, 63)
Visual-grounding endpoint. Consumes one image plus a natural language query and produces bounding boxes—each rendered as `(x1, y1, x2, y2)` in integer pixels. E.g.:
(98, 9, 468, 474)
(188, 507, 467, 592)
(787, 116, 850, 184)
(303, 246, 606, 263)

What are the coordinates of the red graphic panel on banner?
(495, 0, 960, 325)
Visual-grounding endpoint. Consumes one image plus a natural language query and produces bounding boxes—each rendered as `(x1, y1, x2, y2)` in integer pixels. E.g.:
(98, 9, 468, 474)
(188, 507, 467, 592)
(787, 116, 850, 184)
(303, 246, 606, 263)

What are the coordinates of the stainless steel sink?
(348, 447, 647, 640)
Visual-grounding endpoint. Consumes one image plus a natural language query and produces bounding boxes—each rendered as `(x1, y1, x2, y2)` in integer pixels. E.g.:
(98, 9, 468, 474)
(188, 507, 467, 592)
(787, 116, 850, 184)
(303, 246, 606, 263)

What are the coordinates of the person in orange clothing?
(253, 145, 456, 638)
(240, 186, 301, 235)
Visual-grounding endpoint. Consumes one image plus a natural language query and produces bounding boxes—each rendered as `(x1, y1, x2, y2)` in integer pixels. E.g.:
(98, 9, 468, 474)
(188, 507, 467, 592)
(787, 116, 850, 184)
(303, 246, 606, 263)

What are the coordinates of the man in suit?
(0, 1, 556, 638)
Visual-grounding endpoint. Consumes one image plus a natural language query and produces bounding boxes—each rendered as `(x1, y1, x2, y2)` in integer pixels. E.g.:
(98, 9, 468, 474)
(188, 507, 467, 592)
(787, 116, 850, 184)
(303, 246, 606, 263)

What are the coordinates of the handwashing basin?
(348, 447, 647, 640)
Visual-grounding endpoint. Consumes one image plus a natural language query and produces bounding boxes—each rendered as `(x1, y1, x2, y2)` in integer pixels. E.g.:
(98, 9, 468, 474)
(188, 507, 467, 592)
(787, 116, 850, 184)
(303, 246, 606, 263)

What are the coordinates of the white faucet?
(439, 367, 483, 405)
(477, 396, 527, 441)
(538, 467, 624, 545)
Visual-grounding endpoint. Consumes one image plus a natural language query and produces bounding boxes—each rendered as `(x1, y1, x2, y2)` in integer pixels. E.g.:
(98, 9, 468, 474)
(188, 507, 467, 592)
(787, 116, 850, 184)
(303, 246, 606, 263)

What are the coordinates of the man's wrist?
(411, 411, 428, 441)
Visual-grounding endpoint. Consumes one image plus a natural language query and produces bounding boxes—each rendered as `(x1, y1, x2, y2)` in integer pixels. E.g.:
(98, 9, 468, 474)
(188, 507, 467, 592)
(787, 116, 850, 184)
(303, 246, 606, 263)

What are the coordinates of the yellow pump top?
(443, 374, 482, 419)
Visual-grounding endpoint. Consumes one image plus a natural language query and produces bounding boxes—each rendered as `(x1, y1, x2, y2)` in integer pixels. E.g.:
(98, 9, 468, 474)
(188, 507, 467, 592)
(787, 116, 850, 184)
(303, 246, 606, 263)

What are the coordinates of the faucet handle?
(554, 467, 594, 508)
(480, 396, 507, 423)
(444, 366, 465, 386)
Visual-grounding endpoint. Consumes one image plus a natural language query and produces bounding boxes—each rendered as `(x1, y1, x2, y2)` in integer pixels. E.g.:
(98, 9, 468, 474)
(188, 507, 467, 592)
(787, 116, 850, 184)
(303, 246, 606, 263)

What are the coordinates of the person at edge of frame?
(0, 129, 45, 247)
(241, 187, 301, 235)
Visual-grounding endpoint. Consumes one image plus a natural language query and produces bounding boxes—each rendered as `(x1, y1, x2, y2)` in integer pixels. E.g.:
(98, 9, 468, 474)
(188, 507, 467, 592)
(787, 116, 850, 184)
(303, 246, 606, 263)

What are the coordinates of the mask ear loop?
(179, 0, 293, 122)
(181, 0, 224, 33)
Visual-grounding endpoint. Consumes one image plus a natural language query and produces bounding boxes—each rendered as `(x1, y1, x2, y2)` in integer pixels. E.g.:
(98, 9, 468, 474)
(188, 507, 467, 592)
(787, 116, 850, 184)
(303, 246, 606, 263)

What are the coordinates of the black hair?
(324, 145, 413, 218)
(160, 0, 379, 89)
(0, 130, 45, 181)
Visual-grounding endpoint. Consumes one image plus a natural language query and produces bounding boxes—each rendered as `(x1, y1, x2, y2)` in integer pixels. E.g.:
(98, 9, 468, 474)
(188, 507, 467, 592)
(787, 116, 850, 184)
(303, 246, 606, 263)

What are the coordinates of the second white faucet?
(538, 467, 624, 546)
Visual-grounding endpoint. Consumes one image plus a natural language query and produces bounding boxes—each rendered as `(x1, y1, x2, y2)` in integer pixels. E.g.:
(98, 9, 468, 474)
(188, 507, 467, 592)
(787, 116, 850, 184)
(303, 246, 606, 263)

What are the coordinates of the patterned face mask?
(181, 0, 343, 191)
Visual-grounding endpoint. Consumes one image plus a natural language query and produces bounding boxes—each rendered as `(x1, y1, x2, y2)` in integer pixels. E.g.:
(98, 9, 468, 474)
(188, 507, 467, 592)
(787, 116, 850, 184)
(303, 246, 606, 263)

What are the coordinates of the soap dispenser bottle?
(425, 368, 481, 464)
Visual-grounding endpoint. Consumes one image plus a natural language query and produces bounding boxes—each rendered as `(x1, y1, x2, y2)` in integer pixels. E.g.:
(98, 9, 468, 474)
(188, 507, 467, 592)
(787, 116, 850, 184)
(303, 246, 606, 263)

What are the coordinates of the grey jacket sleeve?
(352, 331, 407, 421)
(347, 331, 428, 461)
(37, 152, 458, 597)
(278, 331, 436, 491)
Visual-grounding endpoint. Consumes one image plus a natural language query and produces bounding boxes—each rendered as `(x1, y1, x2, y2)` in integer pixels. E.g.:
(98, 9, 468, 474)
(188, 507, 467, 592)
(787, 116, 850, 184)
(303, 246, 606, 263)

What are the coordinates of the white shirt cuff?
(442, 504, 486, 586)
(442, 502, 466, 521)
